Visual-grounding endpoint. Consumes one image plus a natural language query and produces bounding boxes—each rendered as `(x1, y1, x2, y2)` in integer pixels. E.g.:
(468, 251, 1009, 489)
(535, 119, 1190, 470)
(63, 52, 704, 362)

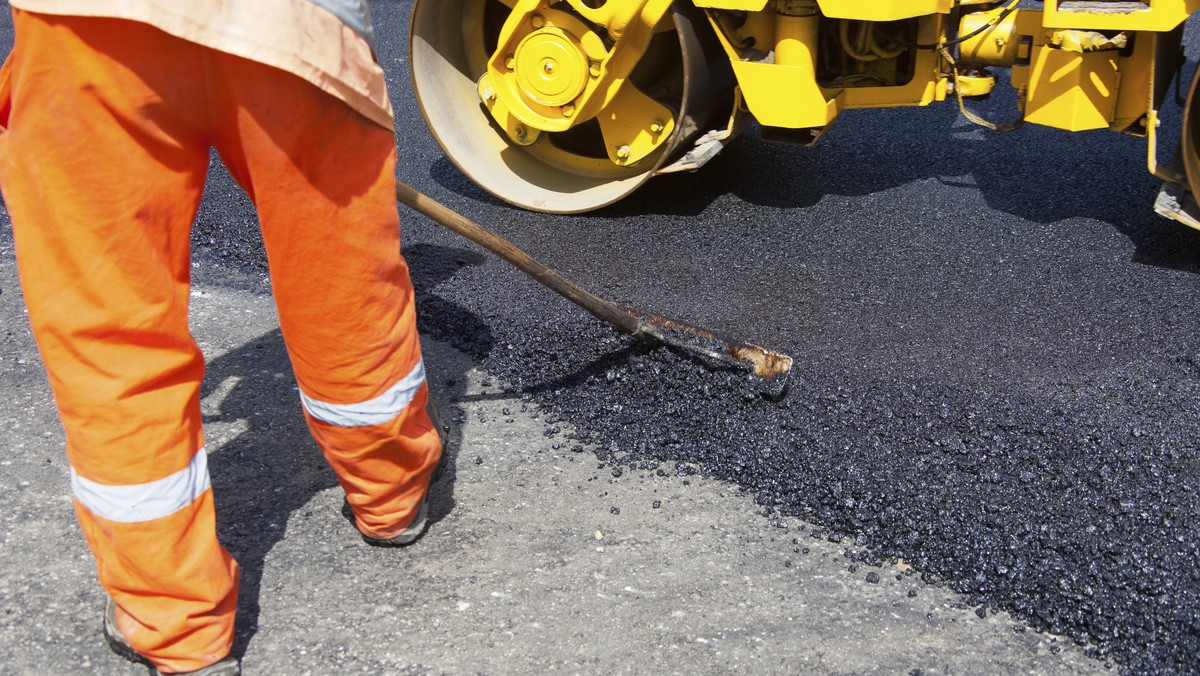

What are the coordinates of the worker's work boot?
(360, 398, 450, 547)
(103, 596, 240, 675)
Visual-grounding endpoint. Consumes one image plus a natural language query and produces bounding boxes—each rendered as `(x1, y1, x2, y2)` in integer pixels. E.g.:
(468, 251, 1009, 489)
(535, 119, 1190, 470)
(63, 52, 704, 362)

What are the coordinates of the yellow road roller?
(409, 0, 1200, 224)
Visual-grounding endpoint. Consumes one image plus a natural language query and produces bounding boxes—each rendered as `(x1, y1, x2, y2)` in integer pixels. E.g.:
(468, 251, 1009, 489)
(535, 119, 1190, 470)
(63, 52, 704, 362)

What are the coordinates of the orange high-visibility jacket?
(0, 3, 441, 672)
(7, 0, 394, 127)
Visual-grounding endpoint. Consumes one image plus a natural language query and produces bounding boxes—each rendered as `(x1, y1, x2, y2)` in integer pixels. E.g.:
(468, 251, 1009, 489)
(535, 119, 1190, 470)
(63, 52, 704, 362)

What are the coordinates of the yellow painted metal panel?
(691, 0, 770, 9)
(816, 0, 952, 21)
(1042, 0, 1198, 31)
(692, 0, 952, 14)
(1025, 47, 1119, 131)
(732, 61, 843, 127)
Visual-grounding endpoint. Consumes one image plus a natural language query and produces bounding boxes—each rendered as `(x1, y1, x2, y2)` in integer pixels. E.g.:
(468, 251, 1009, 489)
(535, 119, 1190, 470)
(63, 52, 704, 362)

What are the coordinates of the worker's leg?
(0, 12, 238, 673)
(206, 52, 442, 540)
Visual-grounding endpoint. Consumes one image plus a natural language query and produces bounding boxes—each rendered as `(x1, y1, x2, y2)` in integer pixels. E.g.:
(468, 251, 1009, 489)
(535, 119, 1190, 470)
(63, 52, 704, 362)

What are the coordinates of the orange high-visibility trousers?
(0, 11, 441, 673)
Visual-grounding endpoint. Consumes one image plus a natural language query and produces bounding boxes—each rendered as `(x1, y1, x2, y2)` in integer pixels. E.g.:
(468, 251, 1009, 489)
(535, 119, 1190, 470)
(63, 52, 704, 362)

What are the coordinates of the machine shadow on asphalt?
(425, 98, 1200, 277)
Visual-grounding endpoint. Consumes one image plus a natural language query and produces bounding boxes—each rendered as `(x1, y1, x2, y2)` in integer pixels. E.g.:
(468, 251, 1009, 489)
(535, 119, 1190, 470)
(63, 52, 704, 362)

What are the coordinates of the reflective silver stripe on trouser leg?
(70, 449, 212, 523)
(298, 358, 426, 428)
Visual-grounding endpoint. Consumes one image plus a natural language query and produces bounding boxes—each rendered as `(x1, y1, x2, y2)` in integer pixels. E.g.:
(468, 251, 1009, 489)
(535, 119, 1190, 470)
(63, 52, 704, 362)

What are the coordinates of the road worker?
(0, 2, 445, 674)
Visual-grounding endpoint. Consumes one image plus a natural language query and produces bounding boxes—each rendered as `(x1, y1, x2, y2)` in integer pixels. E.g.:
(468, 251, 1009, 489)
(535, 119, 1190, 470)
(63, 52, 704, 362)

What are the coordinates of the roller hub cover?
(514, 29, 589, 107)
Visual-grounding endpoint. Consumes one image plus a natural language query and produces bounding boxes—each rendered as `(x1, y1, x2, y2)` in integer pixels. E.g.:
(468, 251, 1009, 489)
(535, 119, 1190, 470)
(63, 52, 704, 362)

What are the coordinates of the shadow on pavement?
(200, 242, 489, 659)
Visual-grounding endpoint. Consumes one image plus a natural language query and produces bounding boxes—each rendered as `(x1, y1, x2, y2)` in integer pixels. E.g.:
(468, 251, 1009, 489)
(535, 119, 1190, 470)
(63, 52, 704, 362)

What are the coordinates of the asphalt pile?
(396, 193, 1200, 672)
(188, 89, 1200, 673)
(408, 286, 1199, 674)
(192, 172, 1200, 673)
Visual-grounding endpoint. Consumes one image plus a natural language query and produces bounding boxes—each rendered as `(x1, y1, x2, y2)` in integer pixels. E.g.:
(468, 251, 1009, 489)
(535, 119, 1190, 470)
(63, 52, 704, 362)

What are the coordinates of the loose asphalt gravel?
(3, 2, 1200, 674)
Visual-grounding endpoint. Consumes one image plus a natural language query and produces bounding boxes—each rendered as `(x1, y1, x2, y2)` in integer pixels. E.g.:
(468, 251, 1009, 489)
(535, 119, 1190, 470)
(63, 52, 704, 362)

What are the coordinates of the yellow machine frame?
(409, 0, 1200, 216)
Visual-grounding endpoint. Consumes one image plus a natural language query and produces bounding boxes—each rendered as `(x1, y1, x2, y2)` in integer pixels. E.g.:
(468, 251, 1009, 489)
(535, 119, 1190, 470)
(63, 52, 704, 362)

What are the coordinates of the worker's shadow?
(201, 242, 489, 659)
